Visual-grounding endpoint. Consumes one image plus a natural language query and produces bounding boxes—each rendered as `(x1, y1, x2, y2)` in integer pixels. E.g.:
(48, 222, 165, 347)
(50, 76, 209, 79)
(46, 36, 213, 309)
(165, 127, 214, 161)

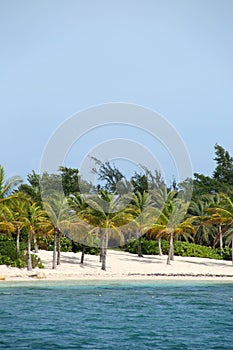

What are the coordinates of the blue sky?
(1, 0, 233, 184)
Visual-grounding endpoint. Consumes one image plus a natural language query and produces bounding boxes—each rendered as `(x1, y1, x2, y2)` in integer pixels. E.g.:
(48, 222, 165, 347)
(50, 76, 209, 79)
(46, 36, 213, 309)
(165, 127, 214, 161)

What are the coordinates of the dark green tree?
(91, 158, 130, 194)
(59, 167, 80, 196)
(131, 168, 166, 194)
(19, 171, 42, 203)
(213, 144, 233, 186)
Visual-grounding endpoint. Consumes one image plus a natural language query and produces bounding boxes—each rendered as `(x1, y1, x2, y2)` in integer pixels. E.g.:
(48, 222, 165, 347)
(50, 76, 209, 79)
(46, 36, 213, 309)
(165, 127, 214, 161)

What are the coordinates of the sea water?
(0, 280, 233, 349)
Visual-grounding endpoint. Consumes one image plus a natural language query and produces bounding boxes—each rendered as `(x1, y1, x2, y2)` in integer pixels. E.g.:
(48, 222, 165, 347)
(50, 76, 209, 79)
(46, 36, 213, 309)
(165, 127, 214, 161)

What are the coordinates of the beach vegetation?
(126, 238, 227, 260)
(1, 143, 233, 269)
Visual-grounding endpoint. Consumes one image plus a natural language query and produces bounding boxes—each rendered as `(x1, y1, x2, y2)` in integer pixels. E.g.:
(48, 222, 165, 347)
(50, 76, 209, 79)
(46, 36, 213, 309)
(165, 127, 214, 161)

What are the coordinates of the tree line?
(1, 143, 233, 271)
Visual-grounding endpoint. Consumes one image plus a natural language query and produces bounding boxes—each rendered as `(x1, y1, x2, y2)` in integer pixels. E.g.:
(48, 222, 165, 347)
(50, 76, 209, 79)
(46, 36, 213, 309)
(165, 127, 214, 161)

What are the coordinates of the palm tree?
(0, 165, 22, 200)
(153, 196, 194, 265)
(0, 165, 21, 238)
(22, 200, 50, 271)
(208, 193, 227, 255)
(6, 198, 27, 255)
(0, 165, 22, 235)
(126, 191, 159, 257)
(0, 205, 15, 235)
(206, 193, 233, 263)
(42, 192, 71, 269)
(81, 191, 132, 270)
(68, 193, 90, 264)
(187, 197, 217, 246)
(149, 188, 175, 256)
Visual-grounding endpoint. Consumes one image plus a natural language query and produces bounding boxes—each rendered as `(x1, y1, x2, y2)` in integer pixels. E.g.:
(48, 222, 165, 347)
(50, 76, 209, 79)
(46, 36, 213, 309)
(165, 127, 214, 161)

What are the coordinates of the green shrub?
(125, 238, 230, 260)
(173, 241, 222, 260)
(221, 246, 232, 261)
(126, 238, 169, 255)
(0, 234, 44, 268)
(32, 254, 44, 268)
(37, 235, 72, 252)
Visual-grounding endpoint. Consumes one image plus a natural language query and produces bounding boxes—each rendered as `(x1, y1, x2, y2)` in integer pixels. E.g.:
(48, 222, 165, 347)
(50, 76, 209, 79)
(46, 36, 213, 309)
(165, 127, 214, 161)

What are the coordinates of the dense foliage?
(126, 238, 232, 260)
(0, 235, 44, 268)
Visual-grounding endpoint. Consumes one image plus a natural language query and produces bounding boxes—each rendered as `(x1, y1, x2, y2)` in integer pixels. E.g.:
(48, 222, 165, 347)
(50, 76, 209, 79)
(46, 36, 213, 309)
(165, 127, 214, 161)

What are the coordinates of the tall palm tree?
(22, 200, 50, 271)
(6, 197, 28, 255)
(153, 197, 194, 265)
(187, 197, 217, 246)
(68, 193, 93, 264)
(150, 188, 176, 256)
(206, 193, 233, 263)
(81, 191, 132, 270)
(126, 191, 160, 257)
(42, 192, 71, 269)
(207, 193, 227, 254)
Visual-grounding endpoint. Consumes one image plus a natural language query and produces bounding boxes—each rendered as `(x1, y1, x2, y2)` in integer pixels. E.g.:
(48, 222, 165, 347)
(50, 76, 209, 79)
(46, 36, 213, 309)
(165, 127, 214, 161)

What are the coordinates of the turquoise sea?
(0, 280, 233, 349)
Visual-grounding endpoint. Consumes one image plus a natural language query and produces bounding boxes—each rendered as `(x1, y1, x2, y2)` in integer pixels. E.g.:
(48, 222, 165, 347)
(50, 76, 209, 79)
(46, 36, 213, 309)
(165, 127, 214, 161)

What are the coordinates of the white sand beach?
(1, 250, 233, 282)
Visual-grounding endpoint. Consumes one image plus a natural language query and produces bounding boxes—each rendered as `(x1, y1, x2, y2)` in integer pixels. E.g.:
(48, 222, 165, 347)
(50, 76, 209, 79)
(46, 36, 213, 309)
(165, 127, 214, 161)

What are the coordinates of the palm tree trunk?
(158, 236, 163, 256)
(138, 231, 143, 257)
(27, 234, 32, 271)
(101, 229, 109, 271)
(57, 230, 61, 266)
(33, 230, 39, 253)
(171, 236, 174, 261)
(232, 234, 233, 265)
(167, 233, 174, 265)
(16, 227, 20, 256)
(219, 225, 223, 256)
(80, 246, 85, 264)
(100, 229, 104, 263)
(52, 229, 57, 269)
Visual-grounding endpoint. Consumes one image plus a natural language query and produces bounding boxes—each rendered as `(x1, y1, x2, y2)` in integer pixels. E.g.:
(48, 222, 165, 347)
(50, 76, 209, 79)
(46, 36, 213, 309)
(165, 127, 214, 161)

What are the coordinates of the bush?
(37, 235, 72, 252)
(0, 234, 44, 268)
(125, 237, 230, 260)
(173, 241, 222, 260)
(221, 246, 232, 261)
(126, 238, 169, 255)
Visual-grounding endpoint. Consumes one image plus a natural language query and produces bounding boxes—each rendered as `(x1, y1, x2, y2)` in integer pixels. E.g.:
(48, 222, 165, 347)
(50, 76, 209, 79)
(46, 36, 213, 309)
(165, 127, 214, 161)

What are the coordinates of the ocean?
(0, 280, 233, 349)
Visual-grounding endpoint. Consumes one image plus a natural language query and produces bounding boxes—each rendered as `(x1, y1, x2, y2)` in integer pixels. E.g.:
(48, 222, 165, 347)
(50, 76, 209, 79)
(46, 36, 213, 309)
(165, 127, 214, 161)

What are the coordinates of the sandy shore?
(1, 249, 233, 282)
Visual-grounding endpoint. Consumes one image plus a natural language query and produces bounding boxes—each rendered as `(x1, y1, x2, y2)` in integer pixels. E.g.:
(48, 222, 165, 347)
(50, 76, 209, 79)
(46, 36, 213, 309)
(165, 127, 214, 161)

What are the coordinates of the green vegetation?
(1, 143, 233, 270)
(126, 238, 231, 260)
(0, 234, 44, 268)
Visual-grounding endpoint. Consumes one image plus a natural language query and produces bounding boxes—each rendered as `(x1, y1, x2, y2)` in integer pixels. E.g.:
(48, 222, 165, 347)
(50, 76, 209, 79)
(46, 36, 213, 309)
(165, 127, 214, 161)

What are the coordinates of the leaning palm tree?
(0, 165, 22, 232)
(0, 165, 21, 237)
(153, 197, 195, 265)
(0, 165, 22, 200)
(150, 188, 177, 256)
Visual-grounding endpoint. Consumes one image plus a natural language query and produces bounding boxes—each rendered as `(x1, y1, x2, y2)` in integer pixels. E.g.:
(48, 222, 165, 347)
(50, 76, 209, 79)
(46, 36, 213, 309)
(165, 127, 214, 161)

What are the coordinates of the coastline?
(1, 249, 233, 282)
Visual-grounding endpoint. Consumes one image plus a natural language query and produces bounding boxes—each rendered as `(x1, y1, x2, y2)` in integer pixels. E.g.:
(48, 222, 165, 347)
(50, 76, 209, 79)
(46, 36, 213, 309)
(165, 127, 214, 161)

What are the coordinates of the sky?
(1, 0, 233, 185)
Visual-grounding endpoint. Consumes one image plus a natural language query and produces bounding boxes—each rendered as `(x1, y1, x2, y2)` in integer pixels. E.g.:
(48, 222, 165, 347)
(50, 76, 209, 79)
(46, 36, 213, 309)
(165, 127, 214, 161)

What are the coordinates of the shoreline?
(1, 249, 233, 282)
